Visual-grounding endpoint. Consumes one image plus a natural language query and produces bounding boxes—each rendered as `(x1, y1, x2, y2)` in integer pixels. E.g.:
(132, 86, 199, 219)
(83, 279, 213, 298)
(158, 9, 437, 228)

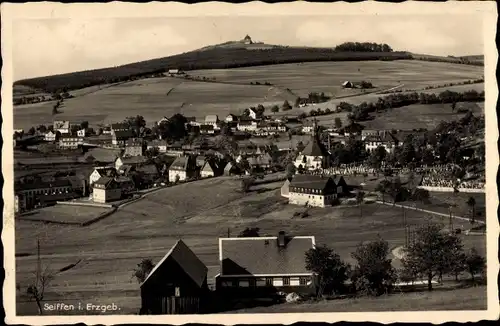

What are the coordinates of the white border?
(2, 1, 499, 325)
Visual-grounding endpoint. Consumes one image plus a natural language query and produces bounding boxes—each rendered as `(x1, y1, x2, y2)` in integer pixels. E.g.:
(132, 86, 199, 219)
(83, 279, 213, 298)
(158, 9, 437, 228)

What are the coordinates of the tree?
(305, 245, 349, 297)
(238, 227, 260, 237)
(27, 127, 36, 135)
(282, 100, 292, 111)
(26, 239, 55, 315)
(466, 197, 476, 225)
(145, 147, 160, 158)
(465, 248, 486, 282)
(256, 104, 266, 117)
(350, 238, 397, 296)
(376, 179, 391, 203)
(285, 163, 297, 179)
(334, 117, 343, 129)
(294, 97, 301, 108)
(296, 141, 305, 153)
(174, 174, 180, 184)
(124, 115, 146, 136)
(451, 101, 457, 113)
(412, 188, 430, 203)
(388, 177, 403, 205)
(369, 146, 387, 171)
(271, 105, 280, 113)
(133, 258, 155, 283)
(401, 223, 463, 291)
(80, 121, 89, 130)
(37, 125, 47, 133)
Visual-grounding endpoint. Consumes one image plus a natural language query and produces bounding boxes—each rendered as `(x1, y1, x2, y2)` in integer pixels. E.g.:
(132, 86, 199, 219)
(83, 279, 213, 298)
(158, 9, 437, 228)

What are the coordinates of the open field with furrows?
(15, 176, 486, 315)
(13, 76, 296, 130)
(189, 60, 483, 97)
(359, 102, 484, 131)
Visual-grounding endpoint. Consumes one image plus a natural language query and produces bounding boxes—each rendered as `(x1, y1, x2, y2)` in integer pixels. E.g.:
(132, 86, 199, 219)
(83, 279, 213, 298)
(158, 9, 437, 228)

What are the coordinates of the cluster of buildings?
(140, 231, 317, 314)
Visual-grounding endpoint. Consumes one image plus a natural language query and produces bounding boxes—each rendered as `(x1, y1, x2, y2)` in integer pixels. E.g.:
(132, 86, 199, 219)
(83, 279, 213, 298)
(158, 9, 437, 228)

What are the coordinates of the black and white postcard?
(2, 1, 498, 325)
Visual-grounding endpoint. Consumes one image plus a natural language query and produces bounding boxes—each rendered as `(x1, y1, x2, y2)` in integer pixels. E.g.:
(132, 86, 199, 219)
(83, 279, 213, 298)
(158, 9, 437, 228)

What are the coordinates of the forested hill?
(15, 45, 410, 94)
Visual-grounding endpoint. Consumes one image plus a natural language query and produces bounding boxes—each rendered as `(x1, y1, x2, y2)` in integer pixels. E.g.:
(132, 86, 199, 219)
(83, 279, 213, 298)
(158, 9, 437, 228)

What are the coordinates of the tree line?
(334, 42, 393, 52)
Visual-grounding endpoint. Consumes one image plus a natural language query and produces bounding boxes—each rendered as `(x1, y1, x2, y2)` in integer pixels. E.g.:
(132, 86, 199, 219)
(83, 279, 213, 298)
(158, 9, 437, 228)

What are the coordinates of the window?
(265, 278, 273, 286)
(299, 277, 308, 285)
(283, 277, 290, 286)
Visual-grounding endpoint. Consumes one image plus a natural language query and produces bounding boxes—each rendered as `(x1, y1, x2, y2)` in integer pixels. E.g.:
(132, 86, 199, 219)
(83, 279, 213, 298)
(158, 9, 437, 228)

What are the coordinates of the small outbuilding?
(342, 81, 354, 88)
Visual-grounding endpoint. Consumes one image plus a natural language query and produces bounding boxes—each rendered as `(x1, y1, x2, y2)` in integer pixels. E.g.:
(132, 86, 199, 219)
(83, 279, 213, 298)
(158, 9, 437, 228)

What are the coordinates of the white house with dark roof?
(204, 115, 219, 128)
(215, 232, 316, 296)
(364, 131, 399, 154)
(53, 120, 70, 134)
(168, 156, 196, 182)
(89, 167, 117, 190)
(288, 174, 346, 207)
(92, 176, 122, 203)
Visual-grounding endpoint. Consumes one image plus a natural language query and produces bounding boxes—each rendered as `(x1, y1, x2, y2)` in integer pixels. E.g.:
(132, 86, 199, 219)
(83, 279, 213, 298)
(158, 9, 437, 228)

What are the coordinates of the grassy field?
(14, 60, 483, 130)
(232, 284, 487, 313)
(360, 102, 484, 130)
(15, 176, 486, 315)
(17, 204, 112, 225)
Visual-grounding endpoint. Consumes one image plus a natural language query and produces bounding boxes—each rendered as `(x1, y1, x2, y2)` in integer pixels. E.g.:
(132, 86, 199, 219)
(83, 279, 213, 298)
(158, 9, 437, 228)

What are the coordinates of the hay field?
(13, 77, 295, 130)
(15, 176, 486, 315)
(360, 102, 484, 131)
(189, 60, 483, 97)
(17, 204, 112, 225)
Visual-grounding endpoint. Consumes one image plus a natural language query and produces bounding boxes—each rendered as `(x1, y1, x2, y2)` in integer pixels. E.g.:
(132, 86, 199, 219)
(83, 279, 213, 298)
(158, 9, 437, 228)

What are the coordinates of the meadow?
(15, 176, 486, 315)
(17, 204, 113, 225)
(13, 60, 483, 131)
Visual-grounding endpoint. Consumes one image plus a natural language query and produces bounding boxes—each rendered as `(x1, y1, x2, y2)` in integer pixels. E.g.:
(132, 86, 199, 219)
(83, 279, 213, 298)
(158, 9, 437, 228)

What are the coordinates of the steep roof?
(94, 176, 114, 188)
(289, 174, 334, 190)
(113, 130, 135, 139)
(301, 136, 329, 157)
(141, 240, 208, 288)
(205, 115, 219, 123)
(82, 148, 122, 163)
(169, 156, 191, 171)
(219, 236, 315, 276)
(118, 156, 148, 165)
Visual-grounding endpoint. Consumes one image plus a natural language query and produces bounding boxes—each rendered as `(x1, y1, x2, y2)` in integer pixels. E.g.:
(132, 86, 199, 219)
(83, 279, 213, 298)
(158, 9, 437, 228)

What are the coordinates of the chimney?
(278, 231, 286, 248)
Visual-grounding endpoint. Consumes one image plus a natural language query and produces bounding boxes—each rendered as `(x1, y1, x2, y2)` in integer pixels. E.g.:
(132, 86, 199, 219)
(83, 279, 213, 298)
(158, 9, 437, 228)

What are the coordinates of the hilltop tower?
(243, 35, 253, 45)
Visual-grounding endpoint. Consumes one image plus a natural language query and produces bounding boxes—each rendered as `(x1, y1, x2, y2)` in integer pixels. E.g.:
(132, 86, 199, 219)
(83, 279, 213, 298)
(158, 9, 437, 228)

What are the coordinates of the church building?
(294, 120, 331, 171)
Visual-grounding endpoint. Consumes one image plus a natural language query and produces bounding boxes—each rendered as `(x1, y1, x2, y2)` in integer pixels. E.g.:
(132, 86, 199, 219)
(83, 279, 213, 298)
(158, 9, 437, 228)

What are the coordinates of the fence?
(161, 296, 201, 314)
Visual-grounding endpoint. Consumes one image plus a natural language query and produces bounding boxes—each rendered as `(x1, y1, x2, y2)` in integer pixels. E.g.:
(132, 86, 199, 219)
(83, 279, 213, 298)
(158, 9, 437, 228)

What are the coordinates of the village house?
(112, 129, 135, 146)
(115, 156, 148, 171)
(135, 164, 161, 186)
(342, 81, 354, 88)
(53, 120, 71, 134)
(92, 177, 122, 203)
(361, 129, 380, 140)
(204, 115, 220, 129)
(82, 148, 123, 166)
(223, 162, 240, 176)
(157, 117, 171, 126)
(167, 69, 184, 75)
(58, 135, 83, 149)
(243, 34, 253, 45)
(247, 153, 273, 171)
(225, 114, 237, 123)
(364, 131, 399, 154)
(237, 120, 258, 132)
(111, 123, 129, 135)
(168, 156, 197, 182)
(77, 128, 87, 137)
(88, 167, 117, 190)
(140, 240, 208, 315)
(147, 140, 168, 153)
(124, 138, 145, 157)
(294, 121, 331, 171)
(114, 176, 136, 195)
(200, 161, 217, 178)
(215, 232, 316, 298)
(102, 126, 112, 135)
(287, 175, 342, 208)
(248, 108, 259, 120)
(200, 125, 215, 135)
(44, 130, 57, 142)
(14, 179, 75, 213)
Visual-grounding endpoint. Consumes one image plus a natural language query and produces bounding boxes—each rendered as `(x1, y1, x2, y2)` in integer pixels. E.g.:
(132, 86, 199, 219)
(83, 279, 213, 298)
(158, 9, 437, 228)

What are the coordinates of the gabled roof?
(169, 156, 192, 171)
(201, 161, 215, 173)
(94, 176, 115, 188)
(114, 130, 135, 139)
(289, 174, 334, 190)
(117, 156, 148, 165)
(219, 236, 315, 276)
(205, 115, 219, 122)
(141, 240, 208, 288)
(301, 136, 329, 157)
(82, 148, 122, 163)
(137, 164, 159, 175)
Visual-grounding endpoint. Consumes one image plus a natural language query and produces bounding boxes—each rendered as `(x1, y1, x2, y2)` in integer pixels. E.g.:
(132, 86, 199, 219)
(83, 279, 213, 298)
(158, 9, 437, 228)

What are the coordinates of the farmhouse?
(58, 135, 83, 149)
(200, 161, 217, 178)
(215, 232, 316, 297)
(77, 129, 87, 137)
(92, 177, 122, 203)
(112, 130, 135, 146)
(288, 175, 340, 208)
(135, 164, 161, 185)
(140, 240, 208, 315)
(82, 148, 122, 165)
(168, 156, 196, 182)
(342, 81, 354, 88)
(147, 140, 168, 153)
(237, 120, 258, 132)
(204, 115, 219, 128)
(115, 156, 148, 170)
(124, 138, 145, 157)
(53, 120, 70, 134)
(364, 131, 399, 154)
(361, 129, 380, 140)
(294, 122, 331, 171)
(89, 167, 117, 189)
(44, 130, 57, 142)
(114, 176, 136, 195)
(200, 125, 215, 135)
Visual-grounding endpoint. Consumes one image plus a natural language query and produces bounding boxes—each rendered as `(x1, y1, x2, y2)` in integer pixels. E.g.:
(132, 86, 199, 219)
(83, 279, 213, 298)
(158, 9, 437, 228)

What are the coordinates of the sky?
(12, 14, 484, 81)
